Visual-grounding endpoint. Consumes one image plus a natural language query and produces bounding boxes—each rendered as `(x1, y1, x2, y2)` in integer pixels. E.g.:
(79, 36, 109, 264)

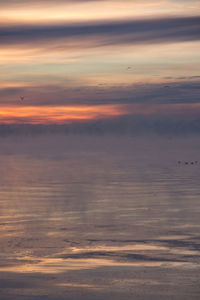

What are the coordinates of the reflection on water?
(0, 135, 200, 300)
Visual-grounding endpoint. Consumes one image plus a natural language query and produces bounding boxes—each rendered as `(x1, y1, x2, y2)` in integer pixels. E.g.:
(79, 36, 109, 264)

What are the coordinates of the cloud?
(0, 0, 159, 6)
(0, 87, 25, 97)
(0, 81, 199, 106)
(0, 0, 102, 6)
(0, 16, 200, 48)
(1, 0, 199, 5)
(1, 112, 200, 136)
(0, 104, 127, 124)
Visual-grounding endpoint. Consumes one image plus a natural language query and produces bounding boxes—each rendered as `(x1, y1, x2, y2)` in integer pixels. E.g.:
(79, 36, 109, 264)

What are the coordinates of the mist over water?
(0, 135, 200, 300)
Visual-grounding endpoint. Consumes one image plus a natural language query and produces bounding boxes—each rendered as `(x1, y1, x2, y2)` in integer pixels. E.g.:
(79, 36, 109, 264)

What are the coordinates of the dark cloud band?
(0, 81, 199, 106)
(0, 16, 200, 47)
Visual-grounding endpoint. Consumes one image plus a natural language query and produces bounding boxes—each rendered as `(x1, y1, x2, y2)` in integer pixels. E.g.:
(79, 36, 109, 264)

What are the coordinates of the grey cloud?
(1, 114, 200, 136)
(177, 76, 200, 81)
(0, 87, 25, 96)
(163, 75, 200, 80)
(0, 16, 200, 47)
(0, 81, 199, 106)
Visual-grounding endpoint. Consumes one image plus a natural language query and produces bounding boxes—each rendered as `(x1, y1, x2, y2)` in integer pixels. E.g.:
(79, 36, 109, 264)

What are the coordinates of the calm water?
(0, 135, 200, 300)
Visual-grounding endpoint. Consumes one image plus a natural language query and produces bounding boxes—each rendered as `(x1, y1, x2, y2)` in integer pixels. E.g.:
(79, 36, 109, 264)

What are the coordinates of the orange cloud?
(1, 103, 200, 125)
(0, 104, 127, 124)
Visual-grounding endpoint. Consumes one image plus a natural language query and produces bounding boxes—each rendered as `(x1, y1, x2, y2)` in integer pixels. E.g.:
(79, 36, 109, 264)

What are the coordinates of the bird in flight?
(20, 96, 24, 101)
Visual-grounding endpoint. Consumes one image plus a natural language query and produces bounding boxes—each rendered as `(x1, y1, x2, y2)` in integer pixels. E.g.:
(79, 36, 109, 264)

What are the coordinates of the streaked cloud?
(0, 104, 127, 124)
(1, 0, 200, 26)
(1, 16, 200, 48)
(0, 102, 200, 126)
(1, 81, 199, 107)
(0, 0, 102, 5)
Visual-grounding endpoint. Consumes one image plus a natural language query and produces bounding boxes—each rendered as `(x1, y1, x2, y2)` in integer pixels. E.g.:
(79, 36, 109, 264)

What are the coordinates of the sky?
(0, 0, 200, 131)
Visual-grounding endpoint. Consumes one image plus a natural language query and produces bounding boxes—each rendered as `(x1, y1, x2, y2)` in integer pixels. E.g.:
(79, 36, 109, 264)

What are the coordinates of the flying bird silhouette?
(20, 96, 24, 101)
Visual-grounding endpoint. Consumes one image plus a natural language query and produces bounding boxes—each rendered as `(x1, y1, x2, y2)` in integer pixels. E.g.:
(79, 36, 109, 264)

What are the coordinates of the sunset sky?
(0, 0, 200, 128)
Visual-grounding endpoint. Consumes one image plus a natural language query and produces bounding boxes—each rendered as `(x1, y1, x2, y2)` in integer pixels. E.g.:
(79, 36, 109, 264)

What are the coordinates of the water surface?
(0, 135, 200, 300)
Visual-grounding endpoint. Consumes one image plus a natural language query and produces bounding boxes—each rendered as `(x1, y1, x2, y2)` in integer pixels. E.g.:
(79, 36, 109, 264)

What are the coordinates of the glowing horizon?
(0, 104, 127, 124)
(1, 103, 200, 125)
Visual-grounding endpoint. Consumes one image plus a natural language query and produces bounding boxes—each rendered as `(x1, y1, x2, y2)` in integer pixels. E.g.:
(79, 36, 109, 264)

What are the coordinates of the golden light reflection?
(0, 257, 192, 274)
(70, 244, 168, 252)
(57, 283, 101, 289)
(70, 244, 200, 257)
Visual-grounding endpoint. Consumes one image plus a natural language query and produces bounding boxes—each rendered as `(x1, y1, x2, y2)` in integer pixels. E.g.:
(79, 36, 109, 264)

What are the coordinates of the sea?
(0, 134, 199, 300)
